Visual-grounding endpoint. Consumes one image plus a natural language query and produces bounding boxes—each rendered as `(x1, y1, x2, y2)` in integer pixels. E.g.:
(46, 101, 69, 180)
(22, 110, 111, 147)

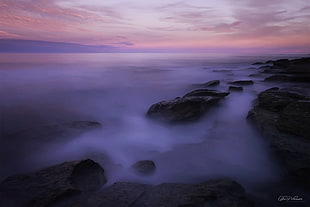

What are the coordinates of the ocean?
(0, 53, 305, 189)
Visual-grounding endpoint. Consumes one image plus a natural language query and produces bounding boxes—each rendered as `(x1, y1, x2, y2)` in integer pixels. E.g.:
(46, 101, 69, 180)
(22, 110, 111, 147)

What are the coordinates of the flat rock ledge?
(0, 159, 107, 207)
(64, 178, 256, 207)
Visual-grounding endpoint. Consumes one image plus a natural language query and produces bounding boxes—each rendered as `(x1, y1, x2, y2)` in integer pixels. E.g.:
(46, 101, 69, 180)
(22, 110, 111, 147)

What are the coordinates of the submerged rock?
(193, 80, 220, 87)
(229, 86, 243, 92)
(252, 62, 264, 65)
(228, 80, 254, 85)
(131, 160, 156, 176)
(8, 121, 102, 142)
(0, 159, 107, 207)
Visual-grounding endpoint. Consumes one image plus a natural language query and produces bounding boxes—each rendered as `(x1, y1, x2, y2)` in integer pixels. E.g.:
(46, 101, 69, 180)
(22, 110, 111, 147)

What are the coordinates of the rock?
(247, 87, 310, 190)
(147, 96, 221, 122)
(8, 121, 102, 142)
(265, 60, 274, 64)
(133, 178, 255, 207)
(228, 80, 254, 85)
(248, 73, 263, 77)
(212, 69, 232, 73)
(67, 179, 255, 207)
(131, 160, 156, 176)
(258, 58, 310, 80)
(64, 121, 102, 129)
(184, 89, 230, 98)
(229, 86, 243, 92)
(276, 100, 310, 138)
(255, 87, 305, 112)
(259, 65, 272, 69)
(252, 62, 264, 65)
(202, 80, 220, 87)
(264, 75, 291, 82)
(0, 159, 107, 207)
(147, 88, 230, 122)
(192, 80, 220, 88)
(272, 59, 290, 68)
(86, 182, 150, 207)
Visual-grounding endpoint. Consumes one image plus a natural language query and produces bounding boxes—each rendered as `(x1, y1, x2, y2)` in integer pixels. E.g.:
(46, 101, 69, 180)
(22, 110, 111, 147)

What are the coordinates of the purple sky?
(1, 0, 310, 53)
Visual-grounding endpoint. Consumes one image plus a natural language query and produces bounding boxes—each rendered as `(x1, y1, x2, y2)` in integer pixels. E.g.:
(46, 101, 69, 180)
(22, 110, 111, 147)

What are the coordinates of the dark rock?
(255, 87, 305, 112)
(272, 59, 290, 68)
(184, 89, 230, 98)
(0, 159, 106, 207)
(276, 100, 310, 138)
(264, 75, 291, 82)
(86, 182, 150, 207)
(265, 60, 274, 64)
(203, 80, 220, 87)
(248, 73, 263, 77)
(247, 87, 310, 190)
(193, 80, 220, 88)
(259, 65, 272, 69)
(228, 80, 254, 85)
(147, 88, 230, 122)
(64, 121, 102, 129)
(131, 160, 156, 176)
(212, 69, 232, 73)
(147, 96, 221, 122)
(133, 178, 255, 207)
(67, 179, 255, 207)
(229, 86, 243, 92)
(8, 121, 102, 142)
(252, 62, 264, 65)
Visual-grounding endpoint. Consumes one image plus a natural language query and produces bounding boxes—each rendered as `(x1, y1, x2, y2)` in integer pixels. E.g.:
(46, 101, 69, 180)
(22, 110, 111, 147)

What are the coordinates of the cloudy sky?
(1, 0, 310, 52)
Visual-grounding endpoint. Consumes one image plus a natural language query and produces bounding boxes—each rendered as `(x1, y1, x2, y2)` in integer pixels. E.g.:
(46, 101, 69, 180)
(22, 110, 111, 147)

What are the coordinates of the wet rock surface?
(0, 159, 107, 207)
(147, 89, 230, 122)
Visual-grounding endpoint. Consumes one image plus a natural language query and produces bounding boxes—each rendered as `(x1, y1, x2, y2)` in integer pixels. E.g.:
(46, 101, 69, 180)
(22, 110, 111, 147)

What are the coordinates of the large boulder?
(131, 160, 156, 176)
(247, 87, 310, 190)
(0, 159, 107, 207)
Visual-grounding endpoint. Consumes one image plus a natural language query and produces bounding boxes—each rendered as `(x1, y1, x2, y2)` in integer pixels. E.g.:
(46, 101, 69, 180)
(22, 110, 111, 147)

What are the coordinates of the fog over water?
(0, 53, 304, 189)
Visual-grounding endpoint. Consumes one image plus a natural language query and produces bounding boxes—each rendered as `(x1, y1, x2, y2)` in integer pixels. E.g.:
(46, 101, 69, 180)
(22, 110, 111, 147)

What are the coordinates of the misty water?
(0, 53, 304, 190)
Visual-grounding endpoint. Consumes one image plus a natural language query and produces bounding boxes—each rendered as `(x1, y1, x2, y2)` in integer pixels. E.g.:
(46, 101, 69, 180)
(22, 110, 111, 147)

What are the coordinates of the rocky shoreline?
(1, 57, 309, 207)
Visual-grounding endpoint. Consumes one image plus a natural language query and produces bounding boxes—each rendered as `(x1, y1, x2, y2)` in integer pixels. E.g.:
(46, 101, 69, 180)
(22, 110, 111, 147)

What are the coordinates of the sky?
(0, 0, 310, 53)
